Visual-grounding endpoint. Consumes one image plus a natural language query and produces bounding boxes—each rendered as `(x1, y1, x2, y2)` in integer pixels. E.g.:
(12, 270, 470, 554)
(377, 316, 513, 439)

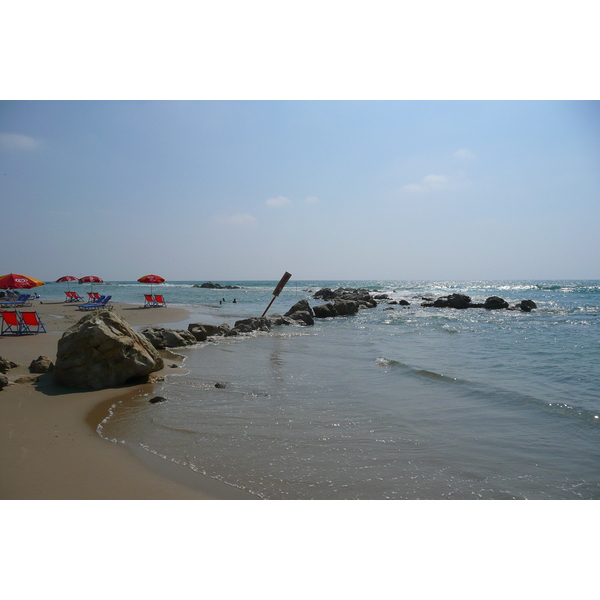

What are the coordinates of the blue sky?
(1, 100, 599, 281)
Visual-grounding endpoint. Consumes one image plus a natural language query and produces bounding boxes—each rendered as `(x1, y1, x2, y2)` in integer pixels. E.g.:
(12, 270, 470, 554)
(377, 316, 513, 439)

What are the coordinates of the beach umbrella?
(56, 275, 78, 291)
(137, 274, 165, 294)
(79, 275, 104, 292)
(0, 273, 45, 290)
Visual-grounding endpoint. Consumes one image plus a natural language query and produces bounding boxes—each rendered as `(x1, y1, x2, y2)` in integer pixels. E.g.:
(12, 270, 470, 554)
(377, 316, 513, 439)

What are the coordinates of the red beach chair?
(19, 311, 47, 334)
(65, 291, 84, 302)
(1, 311, 23, 335)
(154, 294, 166, 307)
(144, 294, 157, 308)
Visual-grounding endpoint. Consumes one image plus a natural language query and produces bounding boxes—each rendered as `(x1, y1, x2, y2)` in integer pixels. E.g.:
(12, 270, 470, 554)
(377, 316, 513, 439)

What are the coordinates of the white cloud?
(401, 174, 449, 194)
(400, 172, 472, 195)
(305, 196, 320, 204)
(214, 213, 257, 226)
(0, 132, 42, 150)
(454, 148, 477, 161)
(266, 196, 292, 208)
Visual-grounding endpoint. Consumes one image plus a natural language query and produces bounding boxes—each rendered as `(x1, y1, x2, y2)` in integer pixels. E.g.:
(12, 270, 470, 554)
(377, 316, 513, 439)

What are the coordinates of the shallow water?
(62, 279, 598, 499)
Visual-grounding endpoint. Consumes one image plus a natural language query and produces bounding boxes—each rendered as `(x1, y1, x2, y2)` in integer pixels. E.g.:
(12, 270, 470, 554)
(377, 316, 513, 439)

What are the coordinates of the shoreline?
(0, 300, 256, 499)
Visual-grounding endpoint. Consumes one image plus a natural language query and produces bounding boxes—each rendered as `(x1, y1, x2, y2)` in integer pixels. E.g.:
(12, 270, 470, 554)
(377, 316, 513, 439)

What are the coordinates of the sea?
(42, 279, 600, 499)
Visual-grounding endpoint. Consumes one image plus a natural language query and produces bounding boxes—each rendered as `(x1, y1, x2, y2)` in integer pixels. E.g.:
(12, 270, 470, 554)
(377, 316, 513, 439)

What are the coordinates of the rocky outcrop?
(516, 299, 537, 312)
(0, 375, 7, 390)
(484, 296, 509, 310)
(284, 299, 314, 318)
(141, 327, 197, 349)
(29, 355, 54, 373)
(54, 311, 164, 389)
(311, 287, 378, 319)
(422, 294, 536, 311)
(194, 282, 241, 289)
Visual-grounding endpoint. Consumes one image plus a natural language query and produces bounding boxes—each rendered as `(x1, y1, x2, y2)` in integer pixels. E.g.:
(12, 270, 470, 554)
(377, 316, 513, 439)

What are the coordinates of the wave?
(374, 356, 600, 424)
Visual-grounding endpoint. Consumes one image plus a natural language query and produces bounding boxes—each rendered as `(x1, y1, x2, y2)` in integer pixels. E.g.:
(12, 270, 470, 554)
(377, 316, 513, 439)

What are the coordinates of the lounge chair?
(0, 294, 32, 309)
(77, 295, 112, 311)
(144, 294, 157, 308)
(65, 291, 84, 302)
(87, 292, 101, 301)
(154, 294, 166, 307)
(1, 311, 23, 335)
(19, 311, 47, 334)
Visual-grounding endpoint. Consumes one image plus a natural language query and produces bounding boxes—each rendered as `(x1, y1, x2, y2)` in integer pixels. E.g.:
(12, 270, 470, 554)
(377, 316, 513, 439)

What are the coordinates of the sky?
(1, 100, 599, 282)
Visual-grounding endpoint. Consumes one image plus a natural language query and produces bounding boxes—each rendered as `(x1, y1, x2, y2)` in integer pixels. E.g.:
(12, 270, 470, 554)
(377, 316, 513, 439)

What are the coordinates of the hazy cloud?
(454, 148, 477, 161)
(266, 196, 292, 208)
(305, 196, 320, 204)
(401, 174, 450, 194)
(0, 132, 42, 150)
(214, 213, 257, 226)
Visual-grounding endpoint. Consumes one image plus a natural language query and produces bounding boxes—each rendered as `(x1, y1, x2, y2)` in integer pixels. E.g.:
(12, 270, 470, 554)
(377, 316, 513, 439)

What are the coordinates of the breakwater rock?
(421, 294, 536, 311)
(194, 282, 241, 289)
(141, 327, 197, 349)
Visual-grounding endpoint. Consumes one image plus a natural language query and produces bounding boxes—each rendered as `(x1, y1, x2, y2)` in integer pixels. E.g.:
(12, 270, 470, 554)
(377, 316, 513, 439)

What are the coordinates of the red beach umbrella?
(79, 275, 104, 292)
(137, 274, 165, 293)
(56, 275, 78, 291)
(0, 273, 45, 289)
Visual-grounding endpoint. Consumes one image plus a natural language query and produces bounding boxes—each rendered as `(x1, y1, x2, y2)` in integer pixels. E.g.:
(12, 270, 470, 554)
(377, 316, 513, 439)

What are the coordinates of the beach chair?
(154, 294, 166, 307)
(0, 294, 31, 308)
(144, 294, 157, 308)
(77, 295, 112, 311)
(1, 311, 23, 335)
(19, 311, 47, 334)
(65, 291, 84, 302)
(87, 292, 101, 301)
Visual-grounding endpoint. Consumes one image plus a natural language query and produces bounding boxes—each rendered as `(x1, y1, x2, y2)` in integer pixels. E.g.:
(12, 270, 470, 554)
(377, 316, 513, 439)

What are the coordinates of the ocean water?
(44, 280, 600, 499)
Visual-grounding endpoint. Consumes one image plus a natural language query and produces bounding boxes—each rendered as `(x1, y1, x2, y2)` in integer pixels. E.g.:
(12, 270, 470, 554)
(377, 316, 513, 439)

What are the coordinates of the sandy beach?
(0, 299, 255, 499)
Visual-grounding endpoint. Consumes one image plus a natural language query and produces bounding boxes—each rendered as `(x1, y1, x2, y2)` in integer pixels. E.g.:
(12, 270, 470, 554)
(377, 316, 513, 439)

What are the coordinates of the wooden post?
(261, 271, 292, 317)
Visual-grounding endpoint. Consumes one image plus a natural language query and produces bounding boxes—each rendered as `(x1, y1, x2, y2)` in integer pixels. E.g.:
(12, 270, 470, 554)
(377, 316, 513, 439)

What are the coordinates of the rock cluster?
(54, 311, 164, 389)
(421, 294, 536, 311)
(141, 327, 197, 349)
(312, 288, 377, 318)
(194, 282, 241, 289)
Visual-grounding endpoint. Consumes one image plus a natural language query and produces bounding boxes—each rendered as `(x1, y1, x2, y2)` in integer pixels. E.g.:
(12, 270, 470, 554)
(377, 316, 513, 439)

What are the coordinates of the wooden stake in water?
(261, 271, 292, 317)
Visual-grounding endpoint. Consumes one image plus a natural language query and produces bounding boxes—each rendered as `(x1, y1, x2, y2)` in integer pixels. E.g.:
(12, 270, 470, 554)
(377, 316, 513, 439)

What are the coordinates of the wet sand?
(0, 300, 255, 499)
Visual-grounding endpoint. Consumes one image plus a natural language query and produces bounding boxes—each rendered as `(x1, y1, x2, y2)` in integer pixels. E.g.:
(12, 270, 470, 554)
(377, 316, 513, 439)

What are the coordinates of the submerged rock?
(149, 396, 167, 403)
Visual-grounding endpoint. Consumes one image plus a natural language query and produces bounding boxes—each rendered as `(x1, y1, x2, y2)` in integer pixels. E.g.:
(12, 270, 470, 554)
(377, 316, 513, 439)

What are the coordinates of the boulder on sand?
(54, 311, 164, 389)
(142, 327, 197, 349)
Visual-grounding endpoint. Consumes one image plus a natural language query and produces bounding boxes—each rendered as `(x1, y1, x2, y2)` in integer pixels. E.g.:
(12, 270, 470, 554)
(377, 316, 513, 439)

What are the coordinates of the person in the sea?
(233, 298, 237, 303)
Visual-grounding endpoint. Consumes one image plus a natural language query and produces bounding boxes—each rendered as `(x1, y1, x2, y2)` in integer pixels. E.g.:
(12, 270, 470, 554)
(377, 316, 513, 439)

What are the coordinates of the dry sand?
(0, 300, 255, 499)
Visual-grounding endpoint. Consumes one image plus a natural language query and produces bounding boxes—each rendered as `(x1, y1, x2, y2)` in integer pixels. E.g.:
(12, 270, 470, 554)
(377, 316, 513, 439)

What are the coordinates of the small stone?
(149, 396, 167, 404)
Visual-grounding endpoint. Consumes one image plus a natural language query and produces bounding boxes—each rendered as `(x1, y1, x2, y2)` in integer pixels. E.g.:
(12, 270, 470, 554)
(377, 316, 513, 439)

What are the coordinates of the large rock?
(0, 374, 8, 390)
(517, 299, 537, 312)
(333, 299, 360, 315)
(284, 299, 314, 317)
(142, 327, 197, 349)
(287, 311, 315, 326)
(54, 311, 164, 389)
(313, 303, 338, 318)
(484, 296, 509, 310)
(447, 294, 472, 309)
